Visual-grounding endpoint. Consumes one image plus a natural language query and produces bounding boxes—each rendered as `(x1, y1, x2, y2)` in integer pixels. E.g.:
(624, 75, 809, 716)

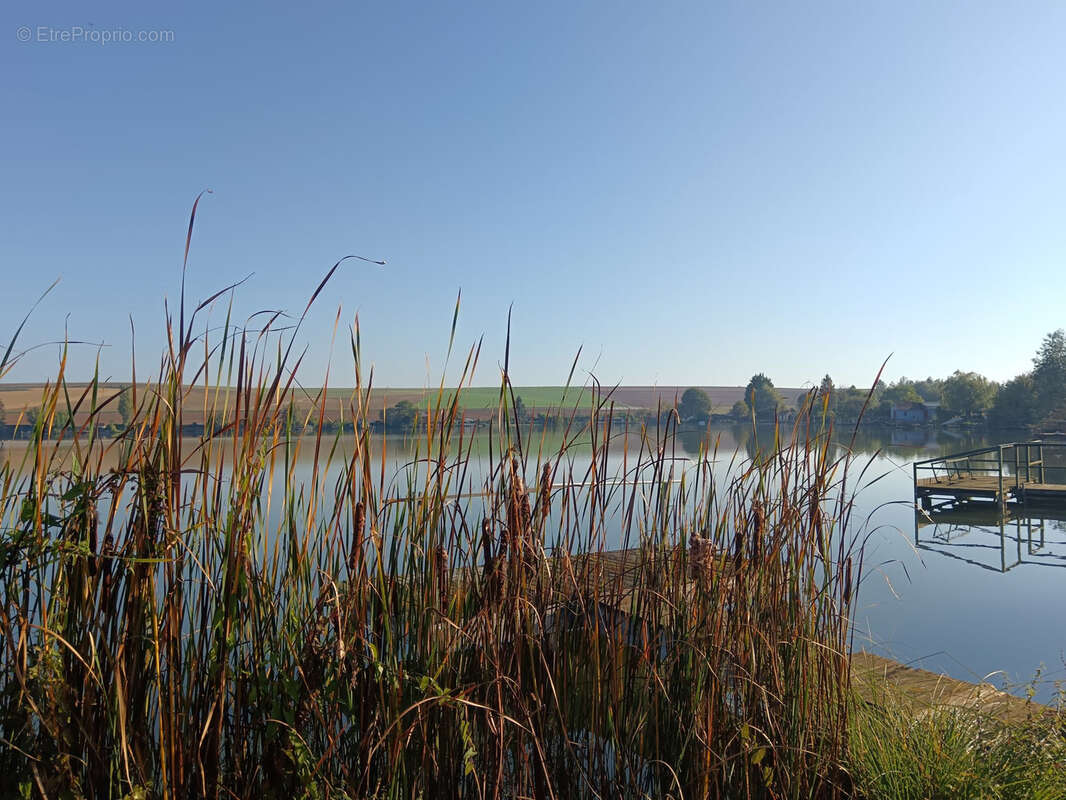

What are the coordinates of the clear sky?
(3, 1, 1065, 390)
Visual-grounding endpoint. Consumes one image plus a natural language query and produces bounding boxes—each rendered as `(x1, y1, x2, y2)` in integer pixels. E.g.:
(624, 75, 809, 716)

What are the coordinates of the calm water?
(278, 424, 1066, 701)
(4, 424, 1064, 701)
(707, 425, 1066, 702)
(834, 428, 1066, 703)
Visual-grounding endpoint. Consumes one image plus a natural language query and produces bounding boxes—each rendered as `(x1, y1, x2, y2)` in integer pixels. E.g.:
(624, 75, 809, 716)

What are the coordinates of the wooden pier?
(913, 441, 1066, 510)
(578, 549, 1051, 721)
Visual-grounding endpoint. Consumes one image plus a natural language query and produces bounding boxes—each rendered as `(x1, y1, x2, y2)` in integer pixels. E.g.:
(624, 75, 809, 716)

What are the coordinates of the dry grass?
(0, 206, 867, 799)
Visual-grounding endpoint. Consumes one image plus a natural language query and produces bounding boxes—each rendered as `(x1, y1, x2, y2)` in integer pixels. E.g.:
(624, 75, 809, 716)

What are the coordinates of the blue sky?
(3, 1, 1065, 389)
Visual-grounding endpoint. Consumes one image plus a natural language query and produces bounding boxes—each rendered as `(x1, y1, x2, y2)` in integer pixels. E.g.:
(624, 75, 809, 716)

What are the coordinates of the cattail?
(348, 500, 366, 574)
(506, 454, 532, 573)
(509, 455, 531, 531)
(434, 543, 449, 608)
(732, 525, 744, 568)
(537, 462, 552, 518)
(751, 501, 764, 562)
(842, 557, 853, 605)
(481, 518, 494, 575)
(689, 533, 713, 584)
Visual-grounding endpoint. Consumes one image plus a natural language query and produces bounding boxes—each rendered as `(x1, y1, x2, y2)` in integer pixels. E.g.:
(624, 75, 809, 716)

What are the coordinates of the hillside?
(0, 382, 811, 425)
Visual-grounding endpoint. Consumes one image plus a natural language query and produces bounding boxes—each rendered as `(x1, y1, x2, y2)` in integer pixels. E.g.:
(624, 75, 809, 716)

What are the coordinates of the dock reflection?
(914, 506, 1066, 572)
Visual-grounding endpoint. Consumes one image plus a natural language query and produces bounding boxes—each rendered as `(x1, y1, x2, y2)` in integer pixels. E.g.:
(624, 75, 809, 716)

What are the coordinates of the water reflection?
(916, 507, 1066, 573)
(4, 422, 1063, 699)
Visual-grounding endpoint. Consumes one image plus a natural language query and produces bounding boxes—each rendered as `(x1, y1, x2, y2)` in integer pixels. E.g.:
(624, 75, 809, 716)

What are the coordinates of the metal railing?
(913, 441, 1066, 505)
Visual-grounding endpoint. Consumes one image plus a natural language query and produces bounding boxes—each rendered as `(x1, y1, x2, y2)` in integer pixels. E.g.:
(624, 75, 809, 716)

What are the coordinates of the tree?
(881, 379, 922, 406)
(383, 400, 419, 432)
(678, 388, 712, 422)
(513, 395, 527, 422)
(117, 386, 132, 425)
(730, 400, 750, 420)
(818, 374, 834, 399)
(0, 398, 5, 426)
(1032, 329, 1066, 418)
(809, 375, 835, 416)
(940, 370, 996, 418)
(913, 377, 943, 402)
(744, 374, 782, 420)
(833, 387, 868, 421)
(990, 374, 1037, 428)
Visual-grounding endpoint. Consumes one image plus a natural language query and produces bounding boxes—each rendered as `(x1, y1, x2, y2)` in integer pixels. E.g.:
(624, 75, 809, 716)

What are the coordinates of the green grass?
(413, 385, 580, 410)
(848, 683, 1066, 800)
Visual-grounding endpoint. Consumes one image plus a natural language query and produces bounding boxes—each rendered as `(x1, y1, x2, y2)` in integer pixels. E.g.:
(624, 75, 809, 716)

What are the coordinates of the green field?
(413, 386, 583, 410)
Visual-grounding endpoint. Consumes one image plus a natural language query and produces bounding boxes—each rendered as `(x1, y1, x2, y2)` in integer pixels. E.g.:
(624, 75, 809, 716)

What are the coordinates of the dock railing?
(913, 441, 1066, 508)
(913, 444, 1011, 483)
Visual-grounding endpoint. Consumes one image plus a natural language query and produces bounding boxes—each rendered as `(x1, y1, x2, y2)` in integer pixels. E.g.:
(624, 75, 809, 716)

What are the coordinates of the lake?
(3, 422, 1063, 702)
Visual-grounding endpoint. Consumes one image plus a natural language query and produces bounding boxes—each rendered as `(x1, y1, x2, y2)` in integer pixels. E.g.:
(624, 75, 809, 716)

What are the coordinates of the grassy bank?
(849, 681, 1065, 800)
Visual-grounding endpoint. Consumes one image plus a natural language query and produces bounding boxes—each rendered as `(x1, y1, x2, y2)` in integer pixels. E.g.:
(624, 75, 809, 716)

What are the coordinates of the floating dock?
(913, 441, 1066, 509)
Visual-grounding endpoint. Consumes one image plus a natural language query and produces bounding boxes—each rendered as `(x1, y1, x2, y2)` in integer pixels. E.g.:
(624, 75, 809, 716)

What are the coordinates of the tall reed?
(0, 216, 864, 799)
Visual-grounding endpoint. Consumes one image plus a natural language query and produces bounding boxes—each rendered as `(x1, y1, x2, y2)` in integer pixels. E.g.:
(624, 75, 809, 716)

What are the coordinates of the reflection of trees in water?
(674, 425, 754, 459)
(673, 422, 1035, 467)
(677, 430, 706, 456)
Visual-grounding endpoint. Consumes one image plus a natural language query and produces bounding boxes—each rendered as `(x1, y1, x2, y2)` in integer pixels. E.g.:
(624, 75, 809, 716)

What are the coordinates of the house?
(890, 401, 939, 424)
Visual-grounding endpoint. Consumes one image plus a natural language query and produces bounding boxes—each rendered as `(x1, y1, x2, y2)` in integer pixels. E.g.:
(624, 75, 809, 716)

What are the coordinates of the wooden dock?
(572, 550, 1048, 721)
(915, 475, 1066, 505)
(913, 441, 1066, 509)
(851, 651, 1050, 724)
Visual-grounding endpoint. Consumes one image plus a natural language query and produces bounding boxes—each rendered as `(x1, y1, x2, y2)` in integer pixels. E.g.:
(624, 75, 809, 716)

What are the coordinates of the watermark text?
(17, 25, 175, 45)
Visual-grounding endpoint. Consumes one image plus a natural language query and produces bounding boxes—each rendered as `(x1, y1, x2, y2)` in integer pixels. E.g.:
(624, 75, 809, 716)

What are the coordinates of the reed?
(1, 212, 867, 799)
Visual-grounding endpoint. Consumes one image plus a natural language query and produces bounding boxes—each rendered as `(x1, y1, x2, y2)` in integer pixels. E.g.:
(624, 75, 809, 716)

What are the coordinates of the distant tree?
(284, 406, 305, 435)
(513, 395, 528, 423)
(0, 398, 5, 426)
(678, 388, 712, 422)
(730, 400, 750, 420)
(834, 386, 870, 421)
(881, 379, 922, 406)
(819, 374, 834, 399)
(744, 374, 782, 420)
(913, 377, 943, 402)
(990, 374, 1037, 428)
(117, 387, 132, 425)
(1032, 329, 1066, 418)
(809, 375, 835, 415)
(940, 370, 997, 418)
(384, 400, 419, 432)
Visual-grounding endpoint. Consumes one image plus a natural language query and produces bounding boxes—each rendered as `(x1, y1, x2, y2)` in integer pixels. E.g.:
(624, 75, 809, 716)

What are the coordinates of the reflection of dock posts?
(998, 514, 1024, 573)
(997, 445, 1005, 510)
(1026, 516, 1046, 555)
(1015, 516, 1023, 566)
(912, 460, 922, 547)
(999, 514, 1006, 572)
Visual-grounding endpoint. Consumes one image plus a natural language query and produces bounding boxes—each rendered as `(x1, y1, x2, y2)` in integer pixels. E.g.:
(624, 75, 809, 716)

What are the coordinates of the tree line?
(675, 329, 1066, 429)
